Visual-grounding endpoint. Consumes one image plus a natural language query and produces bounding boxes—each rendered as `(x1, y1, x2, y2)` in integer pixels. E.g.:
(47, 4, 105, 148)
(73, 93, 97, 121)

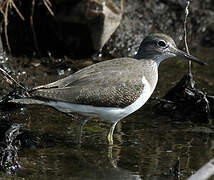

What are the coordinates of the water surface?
(0, 47, 214, 179)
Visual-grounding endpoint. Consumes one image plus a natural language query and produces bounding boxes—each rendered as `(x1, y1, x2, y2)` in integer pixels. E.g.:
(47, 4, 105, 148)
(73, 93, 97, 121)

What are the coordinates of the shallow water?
(0, 47, 214, 179)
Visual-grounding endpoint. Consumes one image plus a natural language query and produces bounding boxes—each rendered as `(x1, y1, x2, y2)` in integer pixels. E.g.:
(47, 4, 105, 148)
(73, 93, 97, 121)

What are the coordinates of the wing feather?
(31, 58, 146, 107)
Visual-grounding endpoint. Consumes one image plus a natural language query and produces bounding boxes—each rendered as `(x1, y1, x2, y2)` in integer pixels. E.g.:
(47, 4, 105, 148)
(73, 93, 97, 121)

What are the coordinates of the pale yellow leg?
(107, 122, 117, 145)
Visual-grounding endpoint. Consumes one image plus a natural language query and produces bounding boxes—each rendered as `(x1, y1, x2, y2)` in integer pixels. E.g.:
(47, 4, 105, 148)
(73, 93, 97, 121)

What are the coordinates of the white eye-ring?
(157, 40, 167, 47)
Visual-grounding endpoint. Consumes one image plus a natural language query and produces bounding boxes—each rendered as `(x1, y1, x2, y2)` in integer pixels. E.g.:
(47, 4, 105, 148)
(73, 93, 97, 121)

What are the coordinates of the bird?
(9, 33, 205, 145)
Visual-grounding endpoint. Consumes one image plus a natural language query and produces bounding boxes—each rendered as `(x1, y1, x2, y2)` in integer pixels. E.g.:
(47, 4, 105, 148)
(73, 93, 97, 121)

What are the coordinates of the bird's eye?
(157, 40, 166, 47)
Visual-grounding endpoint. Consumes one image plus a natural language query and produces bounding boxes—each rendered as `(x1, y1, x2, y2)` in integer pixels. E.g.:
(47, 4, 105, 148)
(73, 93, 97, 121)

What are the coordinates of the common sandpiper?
(10, 33, 205, 145)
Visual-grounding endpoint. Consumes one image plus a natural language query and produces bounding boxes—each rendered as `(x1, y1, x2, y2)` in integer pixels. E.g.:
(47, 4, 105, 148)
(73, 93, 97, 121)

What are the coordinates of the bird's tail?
(9, 98, 46, 105)
(0, 86, 46, 107)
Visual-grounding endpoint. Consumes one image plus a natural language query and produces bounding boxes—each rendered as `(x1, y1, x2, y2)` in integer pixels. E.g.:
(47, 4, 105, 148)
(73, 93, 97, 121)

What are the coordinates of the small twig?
(4, 1, 11, 54)
(10, 0, 25, 21)
(0, 67, 26, 91)
(43, 0, 54, 16)
(184, 1, 191, 75)
(30, 0, 41, 56)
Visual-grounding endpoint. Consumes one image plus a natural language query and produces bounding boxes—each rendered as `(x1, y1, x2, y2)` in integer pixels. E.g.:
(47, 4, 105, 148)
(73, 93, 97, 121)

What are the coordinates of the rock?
(57, 0, 123, 51)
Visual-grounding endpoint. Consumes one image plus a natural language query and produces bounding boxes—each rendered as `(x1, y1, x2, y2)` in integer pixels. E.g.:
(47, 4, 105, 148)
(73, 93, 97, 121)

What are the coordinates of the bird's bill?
(174, 48, 206, 65)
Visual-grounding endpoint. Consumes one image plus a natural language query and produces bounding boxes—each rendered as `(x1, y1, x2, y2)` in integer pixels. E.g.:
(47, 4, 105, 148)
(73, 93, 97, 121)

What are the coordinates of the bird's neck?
(134, 53, 164, 67)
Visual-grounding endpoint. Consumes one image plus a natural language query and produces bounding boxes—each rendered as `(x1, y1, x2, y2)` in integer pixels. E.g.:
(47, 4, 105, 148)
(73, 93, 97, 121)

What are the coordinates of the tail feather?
(9, 98, 47, 105)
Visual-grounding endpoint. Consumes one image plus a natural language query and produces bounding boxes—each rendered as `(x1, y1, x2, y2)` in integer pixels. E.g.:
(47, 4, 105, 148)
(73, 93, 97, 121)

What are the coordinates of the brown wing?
(32, 58, 145, 108)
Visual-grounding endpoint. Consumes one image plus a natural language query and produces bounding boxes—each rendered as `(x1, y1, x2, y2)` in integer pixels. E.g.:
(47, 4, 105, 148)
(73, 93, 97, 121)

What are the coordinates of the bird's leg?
(107, 122, 118, 146)
(76, 116, 91, 144)
(67, 113, 91, 144)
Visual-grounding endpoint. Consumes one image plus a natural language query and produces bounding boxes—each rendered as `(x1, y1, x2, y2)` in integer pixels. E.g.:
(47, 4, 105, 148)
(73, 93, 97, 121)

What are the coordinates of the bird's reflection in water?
(71, 120, 141, 179)
(76, 144, 141, 180)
